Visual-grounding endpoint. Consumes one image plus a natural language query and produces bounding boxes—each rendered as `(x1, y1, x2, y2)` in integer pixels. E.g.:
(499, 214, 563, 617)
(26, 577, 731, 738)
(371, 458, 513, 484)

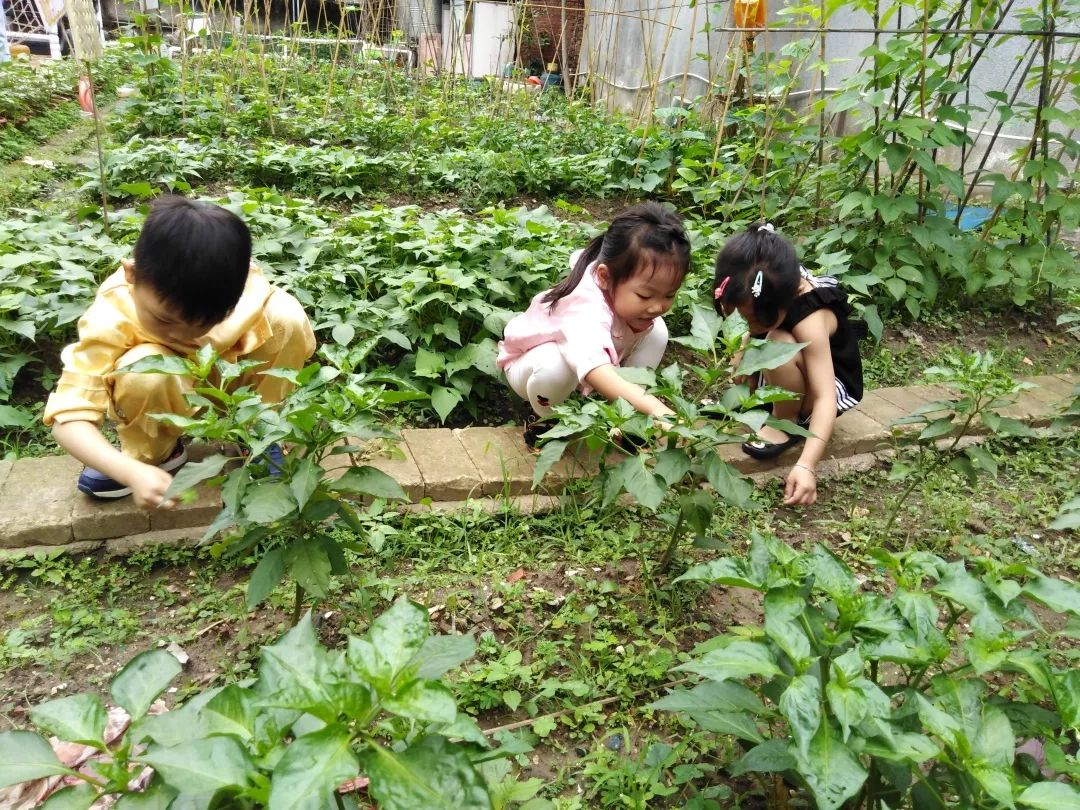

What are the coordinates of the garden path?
(0, 374, 1074, 559)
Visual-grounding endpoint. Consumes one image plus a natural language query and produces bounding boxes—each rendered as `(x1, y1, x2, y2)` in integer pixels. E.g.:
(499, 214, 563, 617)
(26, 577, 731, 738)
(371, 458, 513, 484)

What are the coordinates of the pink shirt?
(496, 255, 653, 387)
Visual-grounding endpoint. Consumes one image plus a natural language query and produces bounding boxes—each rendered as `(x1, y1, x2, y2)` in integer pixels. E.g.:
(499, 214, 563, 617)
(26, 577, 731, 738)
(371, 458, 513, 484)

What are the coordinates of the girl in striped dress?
(712, 223, 866, 506)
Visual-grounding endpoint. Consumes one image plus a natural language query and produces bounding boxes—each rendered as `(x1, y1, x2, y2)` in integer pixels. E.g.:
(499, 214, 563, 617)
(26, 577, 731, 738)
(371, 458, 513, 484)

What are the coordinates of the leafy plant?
(883, 351, 1039, 539)
(0, 598, 523, 809)
(531, 307, 806, 573)
(654, 533, 1080, 809)
(125, 345, 422, 621)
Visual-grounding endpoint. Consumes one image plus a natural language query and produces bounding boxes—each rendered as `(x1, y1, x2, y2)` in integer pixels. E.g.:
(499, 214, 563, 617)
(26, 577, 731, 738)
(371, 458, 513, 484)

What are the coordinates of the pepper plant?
(124, 345, 423, 621)
(882, 351, 1039, 540)
(653, 533, 1080, 810)
(531, 305, 808, 573)
(0, 598, 521, 808)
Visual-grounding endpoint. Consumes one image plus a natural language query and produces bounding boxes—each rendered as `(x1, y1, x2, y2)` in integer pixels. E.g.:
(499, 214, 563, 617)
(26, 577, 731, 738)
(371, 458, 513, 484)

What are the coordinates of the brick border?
(0, 375, 1073, 557)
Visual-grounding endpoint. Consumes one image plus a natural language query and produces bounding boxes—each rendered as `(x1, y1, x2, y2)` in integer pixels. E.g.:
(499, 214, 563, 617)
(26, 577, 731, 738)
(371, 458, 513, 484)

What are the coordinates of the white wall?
(576, 0, 1079, 170)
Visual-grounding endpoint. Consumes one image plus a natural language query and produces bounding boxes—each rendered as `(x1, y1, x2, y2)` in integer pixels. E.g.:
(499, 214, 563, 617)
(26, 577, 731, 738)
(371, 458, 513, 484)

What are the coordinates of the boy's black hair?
(133, 195, 252, 328)
(713, 222, 800, 329)
(543, 202, 691, 311)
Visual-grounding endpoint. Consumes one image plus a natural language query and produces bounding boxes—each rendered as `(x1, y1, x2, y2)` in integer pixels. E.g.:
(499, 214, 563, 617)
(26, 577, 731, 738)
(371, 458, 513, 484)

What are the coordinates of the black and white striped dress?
(779, 267, 866, 414)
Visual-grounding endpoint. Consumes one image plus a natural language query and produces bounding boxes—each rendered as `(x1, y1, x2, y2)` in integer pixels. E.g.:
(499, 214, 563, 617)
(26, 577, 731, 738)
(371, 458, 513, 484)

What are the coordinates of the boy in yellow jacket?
(44, 196, 316, 511)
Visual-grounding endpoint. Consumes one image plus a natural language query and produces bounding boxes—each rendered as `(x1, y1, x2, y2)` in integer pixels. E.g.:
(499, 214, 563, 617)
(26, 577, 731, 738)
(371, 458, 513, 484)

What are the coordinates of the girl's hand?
(784, 464, 817, 506)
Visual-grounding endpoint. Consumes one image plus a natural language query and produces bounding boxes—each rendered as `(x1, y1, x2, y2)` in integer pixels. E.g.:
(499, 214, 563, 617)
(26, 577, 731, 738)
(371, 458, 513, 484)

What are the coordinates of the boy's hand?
(128, 462, 177, 511)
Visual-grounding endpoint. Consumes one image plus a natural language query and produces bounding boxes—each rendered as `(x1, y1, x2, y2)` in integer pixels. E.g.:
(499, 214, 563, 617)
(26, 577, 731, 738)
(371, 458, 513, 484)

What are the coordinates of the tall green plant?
(531, 307, 807, 573)
(883, 351, 1039, 540)
(654, 534, 1080, 809)
(125, 345, 420, 622)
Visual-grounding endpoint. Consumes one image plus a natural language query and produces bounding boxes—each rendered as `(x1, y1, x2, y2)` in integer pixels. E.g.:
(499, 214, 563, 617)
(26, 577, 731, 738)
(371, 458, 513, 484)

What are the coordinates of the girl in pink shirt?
(497, 203, 691, 446)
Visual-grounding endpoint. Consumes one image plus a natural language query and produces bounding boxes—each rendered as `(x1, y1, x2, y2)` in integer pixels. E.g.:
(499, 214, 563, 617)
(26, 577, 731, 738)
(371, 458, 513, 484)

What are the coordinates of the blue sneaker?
(77, 441, 188, 499)
(242, 443, 285, 477)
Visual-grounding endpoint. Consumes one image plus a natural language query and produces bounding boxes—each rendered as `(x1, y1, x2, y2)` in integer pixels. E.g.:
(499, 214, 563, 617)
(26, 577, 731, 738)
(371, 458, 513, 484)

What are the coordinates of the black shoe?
(740, 415, 810, 461)
(615, 430, 647, 455)
(523, 414, 557, 449)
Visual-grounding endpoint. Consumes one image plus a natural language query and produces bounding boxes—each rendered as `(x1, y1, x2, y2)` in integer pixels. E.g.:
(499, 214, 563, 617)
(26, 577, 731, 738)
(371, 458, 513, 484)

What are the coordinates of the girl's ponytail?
(542, 233, 604, 310)
(543, 203, 690, 312)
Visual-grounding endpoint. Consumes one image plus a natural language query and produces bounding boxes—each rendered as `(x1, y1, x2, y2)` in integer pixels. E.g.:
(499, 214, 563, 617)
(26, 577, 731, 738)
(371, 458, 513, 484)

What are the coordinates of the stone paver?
(0, 455, 81, 547)
(1023, 375, 1075, 407)
(826, 409, 890, 457)
(453, 426, 536, 496)
(363, 440, 425, 501)
(149, 484, 221, 531)
(854, 392, 914, 431)
(403, 428, 483, 501)
(72, 494, 150, 541)
(0, 540, 104, 561)
(105, 526, 206, 556)
(996, 390, 1056, 426)
(0, 375, 1073, 556)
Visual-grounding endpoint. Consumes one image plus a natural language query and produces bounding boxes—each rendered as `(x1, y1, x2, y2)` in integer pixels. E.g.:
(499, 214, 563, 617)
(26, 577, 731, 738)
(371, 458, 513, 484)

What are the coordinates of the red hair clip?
(714, 276, 731, 300)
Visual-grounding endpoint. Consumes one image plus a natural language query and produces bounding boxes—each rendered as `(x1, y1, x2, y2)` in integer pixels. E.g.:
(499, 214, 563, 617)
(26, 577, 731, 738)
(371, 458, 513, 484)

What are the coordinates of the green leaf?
(332, 323, 355, 346)
(795, 724, 867, 810)
(0, 404, 34, 428)
(111, 650, 182, 721)
(30, 694, 107, 748)
(414, 634, 476, 680)
(826, 682, 868, 743)
(737, 340, 806, 377)
(289, 457, 322, 510)
(430, 386, 463, 422)
(764, 587, 812, 671)
(1053, 669, 1080, 730)
(648, 680, 765, 715)
(359, 736, 491, 810)
(328, 465, 407, 500)
(243, 481, 298, 523)
(653, 448, 690, 486)
(413, 348, 445, 378)
(1022, 574, 1080, 616)
(347, 596, 429, 694)
(285, 537, 333, 598)
(729, 740, 796, 777)
(118, 354, 192, 376)
(860, 732, 940, 763)
(247, 547, 287, 609)
(675, 556, 764, 590)
(972, 705, 1016, 769)
(619, 455, 665, 510)
(164, 454, 229, 499)
(704, 454, 756, 509)
(268, 725, 358, 810)
(1019, 782, 1080, 809)
(0, 731, 71, 788)
(203, 685, 257, 740)
(674, 641, 781, 683)
(41, 784, 96, 810)
(141, 737, 255, 793)
(779, 674, 821, 757)
(383, 680, 457, 724)
(971, 765, 1016, 809)
(531, 439, 568, 488)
